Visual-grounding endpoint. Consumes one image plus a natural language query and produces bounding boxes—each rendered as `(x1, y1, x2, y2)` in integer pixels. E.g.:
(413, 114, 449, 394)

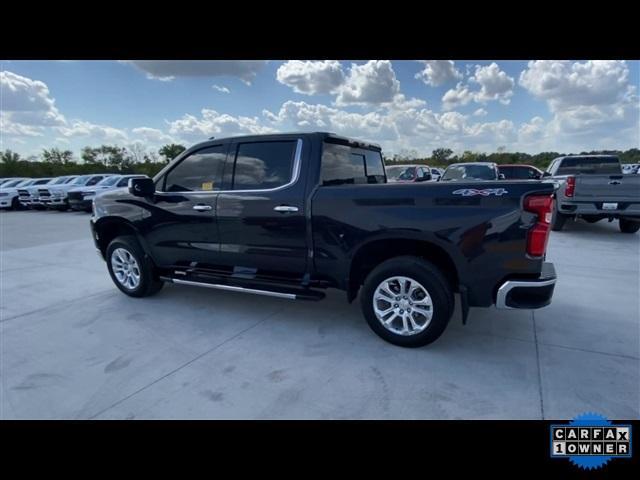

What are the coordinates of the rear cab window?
(321, 140, 385, 186)
(556, 157, 622, 175)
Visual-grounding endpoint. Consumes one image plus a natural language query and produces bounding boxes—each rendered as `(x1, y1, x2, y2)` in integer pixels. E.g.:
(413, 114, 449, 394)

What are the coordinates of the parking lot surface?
(1, 210, 638, 419)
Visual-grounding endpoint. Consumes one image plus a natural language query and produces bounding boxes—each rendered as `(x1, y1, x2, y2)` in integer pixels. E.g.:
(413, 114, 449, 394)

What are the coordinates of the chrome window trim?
(155, 138, 303, 196)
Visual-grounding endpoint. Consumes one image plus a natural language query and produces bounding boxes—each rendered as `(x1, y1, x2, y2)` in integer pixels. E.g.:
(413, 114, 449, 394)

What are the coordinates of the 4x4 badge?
(452, 188, 508, 197)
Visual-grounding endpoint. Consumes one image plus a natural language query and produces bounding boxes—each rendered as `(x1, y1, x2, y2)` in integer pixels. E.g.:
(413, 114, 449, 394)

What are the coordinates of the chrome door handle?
(193, 204, 213, 212)
(274, 205, 299, 213)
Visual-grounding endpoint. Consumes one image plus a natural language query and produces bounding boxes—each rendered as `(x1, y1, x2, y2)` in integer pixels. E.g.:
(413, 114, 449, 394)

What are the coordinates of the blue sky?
(1, 60, 638, 159)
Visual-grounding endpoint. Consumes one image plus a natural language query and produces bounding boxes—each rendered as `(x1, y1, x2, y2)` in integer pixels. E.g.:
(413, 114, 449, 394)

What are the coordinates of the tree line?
(2, 144, 639, 178)
(0, 144, 186, 178)
(385, 147, 640, 170)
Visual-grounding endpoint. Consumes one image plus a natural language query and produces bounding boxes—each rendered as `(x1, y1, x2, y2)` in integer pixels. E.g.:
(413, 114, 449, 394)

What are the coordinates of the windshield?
(441, 164, 497, 181)
(16, 179, 35, 187)
(70, 175, 93, 185)
(97, 175, 120, 186)
(1, 179, 25, 188)
(51, 176, 71, 185)
(386, 166, 417, 181)
(557, 157, 621, 175)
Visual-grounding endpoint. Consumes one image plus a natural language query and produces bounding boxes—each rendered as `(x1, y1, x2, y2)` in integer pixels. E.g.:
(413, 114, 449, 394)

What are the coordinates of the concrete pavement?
(1, 210, 638, 419)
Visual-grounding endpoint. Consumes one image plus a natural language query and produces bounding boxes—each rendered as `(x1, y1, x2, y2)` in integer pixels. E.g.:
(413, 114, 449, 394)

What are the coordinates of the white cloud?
(473, 108, 488, 117)
(124, 61, 267, 84)
(335, 60, 400, 106)
(263, 100, 395, 141)
(57, 121, 128, 142)
(276, 60, 345, 95)
(415, 61, 462, 87)
(0, 71, 66, 136)
(519, 60, 639, 151)
(471, 63, 515, 104)
(0, 112, 44, 136)
(212, 85, 230, 94)
(442, 82, 475, 110)
(262, 99, 523, 154)
(519, 60, 631, 109)
(131, 127, 176, 145)
(167, 109, 277, 142)
(442, 63, 514, 110)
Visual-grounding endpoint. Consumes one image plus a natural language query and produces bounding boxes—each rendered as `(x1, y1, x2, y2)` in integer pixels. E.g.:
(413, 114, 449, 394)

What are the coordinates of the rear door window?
(230, 141, 297, 190)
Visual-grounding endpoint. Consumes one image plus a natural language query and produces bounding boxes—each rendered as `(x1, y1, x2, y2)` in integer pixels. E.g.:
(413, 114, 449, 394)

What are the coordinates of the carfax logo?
(550, 412, 632, 470)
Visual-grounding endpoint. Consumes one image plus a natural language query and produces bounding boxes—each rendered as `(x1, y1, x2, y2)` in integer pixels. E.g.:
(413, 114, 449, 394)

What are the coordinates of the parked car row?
(386, 163, 544, 184)
(385, 165, 443, 183)
(0, 174, 147, 212)
(621, 163, 640, 174)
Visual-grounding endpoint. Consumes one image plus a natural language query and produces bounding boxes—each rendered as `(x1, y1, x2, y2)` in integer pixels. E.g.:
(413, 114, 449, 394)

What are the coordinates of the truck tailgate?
(574, 174, 640, 201)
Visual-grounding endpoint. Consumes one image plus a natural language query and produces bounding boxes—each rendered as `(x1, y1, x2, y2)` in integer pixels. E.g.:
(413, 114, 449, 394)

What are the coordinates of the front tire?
(619, 219, 640, 234)
(106, 235, 164, 297)
(360, 256, 453, 348)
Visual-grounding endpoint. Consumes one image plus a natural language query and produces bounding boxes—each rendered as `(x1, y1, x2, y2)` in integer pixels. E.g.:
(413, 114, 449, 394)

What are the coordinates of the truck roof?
(446, 162, 498, 167)
(189, 132, 382, 152)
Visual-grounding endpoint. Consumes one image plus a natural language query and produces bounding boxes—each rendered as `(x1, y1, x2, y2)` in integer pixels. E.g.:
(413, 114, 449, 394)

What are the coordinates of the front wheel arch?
(94, 217, 155, 263)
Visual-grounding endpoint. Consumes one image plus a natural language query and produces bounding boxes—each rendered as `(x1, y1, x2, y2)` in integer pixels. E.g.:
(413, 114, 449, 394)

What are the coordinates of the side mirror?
(129, 177, 154, 197)
(542, 171, 552, 178)
(498, 173, 506, 180)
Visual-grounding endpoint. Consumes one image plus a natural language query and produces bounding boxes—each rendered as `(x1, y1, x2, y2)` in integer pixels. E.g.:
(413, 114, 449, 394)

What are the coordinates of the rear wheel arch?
(347, 237, 460, 302)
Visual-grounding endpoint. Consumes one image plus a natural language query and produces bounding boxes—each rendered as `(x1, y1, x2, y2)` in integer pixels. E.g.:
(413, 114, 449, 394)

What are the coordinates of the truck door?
(215, 137, 308, 278)
(144, 143, 229, 268)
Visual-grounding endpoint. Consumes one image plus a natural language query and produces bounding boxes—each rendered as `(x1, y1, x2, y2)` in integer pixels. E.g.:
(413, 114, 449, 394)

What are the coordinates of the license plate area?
(602, 202, 618, 210)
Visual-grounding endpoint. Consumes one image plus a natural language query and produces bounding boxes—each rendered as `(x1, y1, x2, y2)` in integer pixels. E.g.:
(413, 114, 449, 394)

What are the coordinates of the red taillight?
(524, 194, 554, 257)
(565, 176, 575, 197)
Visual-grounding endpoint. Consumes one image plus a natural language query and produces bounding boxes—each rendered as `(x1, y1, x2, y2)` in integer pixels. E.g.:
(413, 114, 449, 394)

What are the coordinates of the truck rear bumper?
(496, 262, 556, 309)
(559, 201, 640, 218)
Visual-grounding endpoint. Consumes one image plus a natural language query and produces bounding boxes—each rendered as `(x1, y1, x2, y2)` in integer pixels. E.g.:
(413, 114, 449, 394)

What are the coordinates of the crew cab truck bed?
(545, 155, 640, 233)
(90, 132, 557, 347)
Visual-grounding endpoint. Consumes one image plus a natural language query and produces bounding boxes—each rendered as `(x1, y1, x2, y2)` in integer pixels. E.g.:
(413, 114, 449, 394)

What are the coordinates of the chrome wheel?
(111, 247, 141, 290)
(373, 276, 433, 336)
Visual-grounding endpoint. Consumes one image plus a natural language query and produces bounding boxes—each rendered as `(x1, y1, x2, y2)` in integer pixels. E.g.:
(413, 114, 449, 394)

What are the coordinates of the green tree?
(42, 148, 74, 165)
(1, 150, 21, 165)
(432, 148, 454, 164)
(81, 145, 135, 172)
(159, 144, 186, 163)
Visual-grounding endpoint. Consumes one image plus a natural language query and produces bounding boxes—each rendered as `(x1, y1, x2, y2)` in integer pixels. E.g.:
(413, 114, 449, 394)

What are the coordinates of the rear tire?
(10, 197, 21, 210)
(106, 235, 164, 297)
(619, 219, 640, 234)
(551, 205, 567, 231)
(360, 256, 453, 348)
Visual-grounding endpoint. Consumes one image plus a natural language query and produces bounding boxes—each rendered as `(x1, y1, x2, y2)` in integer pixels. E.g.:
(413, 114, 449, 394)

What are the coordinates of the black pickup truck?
(90, 132, 557, 347)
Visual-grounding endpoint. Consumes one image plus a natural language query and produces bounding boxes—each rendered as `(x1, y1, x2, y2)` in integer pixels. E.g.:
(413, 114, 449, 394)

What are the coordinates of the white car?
(41, 173, 113, 210)
(19, 177, 76, 209)
(0, 178, 33, 210)
(430, 168, 444, 181)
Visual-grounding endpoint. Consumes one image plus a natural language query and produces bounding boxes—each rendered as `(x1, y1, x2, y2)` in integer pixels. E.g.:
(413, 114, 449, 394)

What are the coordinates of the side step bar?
(160, 276, 325, 301)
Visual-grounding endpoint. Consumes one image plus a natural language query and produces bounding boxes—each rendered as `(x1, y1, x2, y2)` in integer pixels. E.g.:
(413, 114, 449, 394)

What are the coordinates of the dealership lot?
(1, 210, 638, 419)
